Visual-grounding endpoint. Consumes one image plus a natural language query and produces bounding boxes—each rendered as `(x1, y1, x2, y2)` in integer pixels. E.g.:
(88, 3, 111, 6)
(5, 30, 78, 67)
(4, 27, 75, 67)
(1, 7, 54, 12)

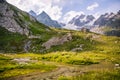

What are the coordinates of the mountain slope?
(91, 11, 120, 36)
(29, 11, 61, 28)
(64, 14, 95, 30)
(0, 0, 53, 36)
(0, 0, 58, 52)
(29, 10, 37, 17)
(69, 14, 95, 27)
(65, 11, 120, 36)
(94, 11, 120, 28)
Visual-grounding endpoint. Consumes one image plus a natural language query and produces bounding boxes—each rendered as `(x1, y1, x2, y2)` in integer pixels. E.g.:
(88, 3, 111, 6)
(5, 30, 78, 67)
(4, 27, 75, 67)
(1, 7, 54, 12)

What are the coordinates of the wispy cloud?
(87, 2, 99, 11)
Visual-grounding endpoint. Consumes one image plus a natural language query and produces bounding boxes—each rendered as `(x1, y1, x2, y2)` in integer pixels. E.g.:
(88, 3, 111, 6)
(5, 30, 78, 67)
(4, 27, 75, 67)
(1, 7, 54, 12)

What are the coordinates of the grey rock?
(0, 2, 30, 35)
(24, 41, 31, 52)
(29, 15, 36, 22)
(42, 33, 72, 49)
(0, 1, 40, 36)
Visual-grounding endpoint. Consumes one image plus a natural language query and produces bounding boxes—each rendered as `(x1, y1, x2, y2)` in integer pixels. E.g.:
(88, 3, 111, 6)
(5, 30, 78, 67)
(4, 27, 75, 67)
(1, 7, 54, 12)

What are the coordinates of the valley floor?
(0, 52, 120, 80)
(7, 61, 116, 80)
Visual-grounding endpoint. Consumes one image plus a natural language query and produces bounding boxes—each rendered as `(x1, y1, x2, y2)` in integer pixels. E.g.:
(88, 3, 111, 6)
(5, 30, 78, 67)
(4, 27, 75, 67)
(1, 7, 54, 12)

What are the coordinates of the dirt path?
(7, 61, 114, 80)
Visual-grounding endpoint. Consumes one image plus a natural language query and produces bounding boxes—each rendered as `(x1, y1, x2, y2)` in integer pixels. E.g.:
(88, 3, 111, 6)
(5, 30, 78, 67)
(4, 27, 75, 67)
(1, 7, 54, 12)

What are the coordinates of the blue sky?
(60, 0, 120, 14)
(7, 0, 120, 23)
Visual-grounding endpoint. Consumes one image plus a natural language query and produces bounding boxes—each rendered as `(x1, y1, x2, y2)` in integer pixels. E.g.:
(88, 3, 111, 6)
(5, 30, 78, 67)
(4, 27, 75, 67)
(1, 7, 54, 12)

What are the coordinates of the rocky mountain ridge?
(91, 10, 120, 36)
(94, 11, 120, 28)
(69, 14, 95, 27)
(65, 10, 120, 36)
(0, 0, 39, 36)
(29, 10, 61, 28)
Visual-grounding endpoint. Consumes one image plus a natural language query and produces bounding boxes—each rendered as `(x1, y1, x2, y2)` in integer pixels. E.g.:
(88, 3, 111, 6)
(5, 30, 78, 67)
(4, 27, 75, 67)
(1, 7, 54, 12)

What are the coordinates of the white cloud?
(63, 24, 78, 30)
(6, 0, 62, 20)
(53, 0, 60, 4)
(62, 11, 84, 23)
(44, 6, 62, 20)
(87, 2, 99, 11)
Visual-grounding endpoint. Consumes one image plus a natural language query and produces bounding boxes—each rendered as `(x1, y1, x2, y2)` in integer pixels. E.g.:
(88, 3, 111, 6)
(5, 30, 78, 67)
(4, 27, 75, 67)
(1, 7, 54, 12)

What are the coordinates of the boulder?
(42, 33, 72, 49)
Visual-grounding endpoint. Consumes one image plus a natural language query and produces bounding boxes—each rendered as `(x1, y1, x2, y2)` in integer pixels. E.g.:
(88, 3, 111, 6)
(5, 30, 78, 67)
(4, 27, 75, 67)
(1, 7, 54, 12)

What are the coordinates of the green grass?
(0, 27, 26, 52)
(58, 69, 120, 80)
(0, 27, 120, 79)
(0, 50, 120, 79)
(0, 54, 57, 79)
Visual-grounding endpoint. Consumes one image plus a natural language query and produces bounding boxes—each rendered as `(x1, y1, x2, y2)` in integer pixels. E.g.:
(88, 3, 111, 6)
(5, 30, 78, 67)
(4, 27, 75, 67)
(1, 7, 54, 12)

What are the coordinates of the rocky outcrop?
(0, 1, 38, 36)
(42, 33, 72, 49)
(24, 41, 31, 52)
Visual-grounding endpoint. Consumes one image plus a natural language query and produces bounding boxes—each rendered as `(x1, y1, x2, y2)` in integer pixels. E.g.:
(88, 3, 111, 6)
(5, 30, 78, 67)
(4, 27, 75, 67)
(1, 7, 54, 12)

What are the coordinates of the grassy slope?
(0, 27, 26, 53)
(0, 3, 60, 53)
(0, 29, 120, 79)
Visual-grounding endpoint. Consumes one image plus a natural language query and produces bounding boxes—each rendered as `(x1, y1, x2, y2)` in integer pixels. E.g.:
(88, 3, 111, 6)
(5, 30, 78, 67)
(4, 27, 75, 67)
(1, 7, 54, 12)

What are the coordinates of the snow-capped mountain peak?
(67, 14, 95, 30)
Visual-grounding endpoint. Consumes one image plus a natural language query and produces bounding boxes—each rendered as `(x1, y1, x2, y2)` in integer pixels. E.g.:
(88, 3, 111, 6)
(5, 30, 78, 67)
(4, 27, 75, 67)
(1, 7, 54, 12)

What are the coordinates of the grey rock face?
(42, 33, 72, 49)
(29, 15, 36, 22)
(24, 41, 31, 52)
(0, 2, 37, 36)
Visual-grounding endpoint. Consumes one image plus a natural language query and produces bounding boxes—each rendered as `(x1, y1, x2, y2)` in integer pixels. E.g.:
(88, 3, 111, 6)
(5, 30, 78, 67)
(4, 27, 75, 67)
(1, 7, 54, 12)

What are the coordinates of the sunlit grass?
(0, 50, 120, 79)
(0, 26, 120, 79)
(0, 54, 57, 79)
(58, 69, 120, 80)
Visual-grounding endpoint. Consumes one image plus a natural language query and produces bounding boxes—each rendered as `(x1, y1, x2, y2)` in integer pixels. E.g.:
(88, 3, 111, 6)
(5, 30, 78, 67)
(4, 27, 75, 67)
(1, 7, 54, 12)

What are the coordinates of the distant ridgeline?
(64, 10, 120, 37)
